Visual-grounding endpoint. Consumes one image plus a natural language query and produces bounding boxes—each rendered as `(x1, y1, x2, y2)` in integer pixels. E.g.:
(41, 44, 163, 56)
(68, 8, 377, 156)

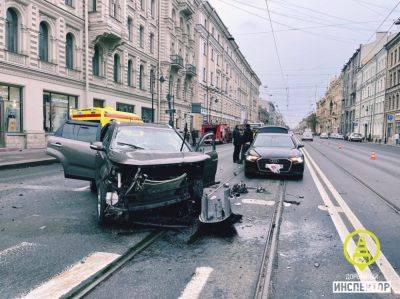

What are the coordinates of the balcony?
(178, 0, 195, 18)
(186, 64, 196, 77)
(38, 60, 57, 73)
(3, 50, 28, 66)
(89, 12, 125, 49)
(170, 55, 184, 70)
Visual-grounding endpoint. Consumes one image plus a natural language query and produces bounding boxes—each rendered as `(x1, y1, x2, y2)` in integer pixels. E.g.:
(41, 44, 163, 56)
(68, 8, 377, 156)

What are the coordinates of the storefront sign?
(395, 113, 400, 121)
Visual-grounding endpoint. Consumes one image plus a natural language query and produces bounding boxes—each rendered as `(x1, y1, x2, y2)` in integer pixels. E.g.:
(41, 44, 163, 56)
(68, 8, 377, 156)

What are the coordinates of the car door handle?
(51, 142, 62, 147)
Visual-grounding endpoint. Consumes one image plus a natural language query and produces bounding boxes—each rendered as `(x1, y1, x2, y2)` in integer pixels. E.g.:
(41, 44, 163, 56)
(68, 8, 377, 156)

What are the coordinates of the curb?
(0, 158, 58, 170)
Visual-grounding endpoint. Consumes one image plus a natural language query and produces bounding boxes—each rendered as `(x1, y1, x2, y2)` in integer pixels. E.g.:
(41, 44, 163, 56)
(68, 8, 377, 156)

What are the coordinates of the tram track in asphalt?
(253, 180, 286, 299)
(62, 169, 243, 299)
(306, 141, 400, 215)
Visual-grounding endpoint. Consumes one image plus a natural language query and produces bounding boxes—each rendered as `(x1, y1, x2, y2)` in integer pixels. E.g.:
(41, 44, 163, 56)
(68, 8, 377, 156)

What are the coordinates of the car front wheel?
(97, 183, 109, 225)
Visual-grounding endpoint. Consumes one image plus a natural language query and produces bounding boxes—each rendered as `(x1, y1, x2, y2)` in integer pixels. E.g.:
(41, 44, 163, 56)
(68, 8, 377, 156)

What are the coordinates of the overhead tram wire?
(263, 0, 287, 97)
(214, 0, 365, 45)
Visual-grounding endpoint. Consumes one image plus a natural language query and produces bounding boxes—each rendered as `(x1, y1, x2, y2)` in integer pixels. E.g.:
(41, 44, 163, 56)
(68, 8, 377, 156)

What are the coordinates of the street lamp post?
(150, 72, 155, 123)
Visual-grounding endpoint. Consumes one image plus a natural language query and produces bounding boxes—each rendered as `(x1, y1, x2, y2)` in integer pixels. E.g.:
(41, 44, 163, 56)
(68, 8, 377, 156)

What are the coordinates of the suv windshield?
(112, 126, 190, 152)
(253, 134, 294, 148)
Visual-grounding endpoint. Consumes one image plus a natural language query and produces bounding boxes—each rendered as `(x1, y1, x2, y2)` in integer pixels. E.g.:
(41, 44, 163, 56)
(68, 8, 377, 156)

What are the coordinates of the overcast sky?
(207, 0, 400, 127)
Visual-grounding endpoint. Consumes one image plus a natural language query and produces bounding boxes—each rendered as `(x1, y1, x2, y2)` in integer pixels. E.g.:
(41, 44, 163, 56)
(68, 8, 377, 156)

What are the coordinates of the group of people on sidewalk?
(232, 124, 254, 164)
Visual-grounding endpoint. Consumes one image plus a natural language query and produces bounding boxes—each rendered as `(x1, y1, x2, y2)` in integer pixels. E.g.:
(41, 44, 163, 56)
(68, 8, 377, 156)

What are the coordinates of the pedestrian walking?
(232, 125, 241, 163)
(191, 129, 197, 146)
(241, 124, 254, 162)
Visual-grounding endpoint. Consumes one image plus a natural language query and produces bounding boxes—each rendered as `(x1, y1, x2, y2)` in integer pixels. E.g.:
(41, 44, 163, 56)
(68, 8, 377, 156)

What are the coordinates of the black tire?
(244, 169, 254, 178)
(90, 179, 97, 194)
(97, 183, 109, 225)
(295, 173, 304, 180)
(192, 179, 204, 211)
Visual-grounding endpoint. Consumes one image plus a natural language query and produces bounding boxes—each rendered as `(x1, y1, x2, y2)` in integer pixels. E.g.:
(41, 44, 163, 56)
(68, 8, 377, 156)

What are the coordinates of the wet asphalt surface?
(1, 140, 400, 298)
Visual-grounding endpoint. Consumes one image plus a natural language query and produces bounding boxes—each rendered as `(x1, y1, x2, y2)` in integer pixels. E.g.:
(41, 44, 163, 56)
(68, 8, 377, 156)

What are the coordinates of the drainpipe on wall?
(84, 0, 90, 108)
(157, 0, 162, 123)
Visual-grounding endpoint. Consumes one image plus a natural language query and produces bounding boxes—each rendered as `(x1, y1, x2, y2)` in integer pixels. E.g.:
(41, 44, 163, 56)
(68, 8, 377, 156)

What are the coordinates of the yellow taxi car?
(70, 106, 143, 126)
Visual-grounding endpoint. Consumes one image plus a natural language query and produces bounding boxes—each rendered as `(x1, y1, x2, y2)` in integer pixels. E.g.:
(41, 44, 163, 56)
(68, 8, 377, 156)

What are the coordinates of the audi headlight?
(290, 156, 304, 163)
(246, 150, 261, 162)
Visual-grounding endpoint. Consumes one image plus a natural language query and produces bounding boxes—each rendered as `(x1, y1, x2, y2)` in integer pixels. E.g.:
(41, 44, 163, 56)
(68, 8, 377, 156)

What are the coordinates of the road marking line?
(0, 242, 36, 258)
(22, 252, 120, 299)
(242, 198, 275, 206)
(73, 185, 90, 192)
(304, 149, 400, 293)
(303, 151, 376, 282)
(179, 267, 213, 299)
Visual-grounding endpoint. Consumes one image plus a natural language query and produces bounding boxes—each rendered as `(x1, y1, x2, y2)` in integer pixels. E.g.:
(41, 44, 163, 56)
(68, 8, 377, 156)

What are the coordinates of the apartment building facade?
(195, 1, 260, 129)
(0, 0, 260, 149)
(384, 32, 400, 144)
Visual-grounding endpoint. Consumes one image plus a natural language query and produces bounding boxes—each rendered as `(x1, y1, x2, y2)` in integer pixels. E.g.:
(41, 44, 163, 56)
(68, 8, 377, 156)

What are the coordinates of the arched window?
(176, 79, 181, 99)
(151, 0, 156, 18)
(149, 33, 154, 53)
(172, 9, 176, 25)
(127, 59, 133, 86)
(127, 17, 133, 41)
(180, 17, 184, 29)
(109, 0, 118, 18)
(139, 64, 144, 90)
(114, 54, 120, 82)
(92, 44, 101, 76)
(6, 8, 18, 52)
(39, 22, 49, 61)
(139, 26, 144, 48)
(186, 24, 190, 37)
(140, 0, 145, 10)
(66, 33, 74, 69)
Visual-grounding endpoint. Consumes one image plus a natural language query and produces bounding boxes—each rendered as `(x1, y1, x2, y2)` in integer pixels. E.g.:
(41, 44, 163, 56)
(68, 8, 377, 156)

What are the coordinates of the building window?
(39, 22, 49, 61)
(149, 33, 154, 53)
(127, 17, 133, 41)
(66, 33, 74, 69)
(149, 68, 155, 93)
(139, 64, 145, 90)
(140, 0, 145, 10)
(43, 91, 77, 132)
(139, 26, 144, 48)
(172, 9, 176, 25)
(93, 99, 104, 108)
(90, 0, 97, 11)
(141, 107, 154, 123)
(151, 0, 156, 18)
(109, 0, 118, 18)
(203, 42, 207, 56)
(0, 84, 22, 133)
(116, 102, 134, 113)
(92, 44, 102, 76)
(6, 8, 18, 53)
(113, 54, 120, 82)
(203, 67, 206, 82)
(65, 0, 73, 7)
(127, 59, 133, 86)
(180, 17, 184, 29)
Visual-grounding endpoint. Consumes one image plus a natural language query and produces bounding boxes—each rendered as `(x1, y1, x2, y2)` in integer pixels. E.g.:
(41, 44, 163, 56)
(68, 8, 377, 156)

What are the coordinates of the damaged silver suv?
(47, 120, 218, 224)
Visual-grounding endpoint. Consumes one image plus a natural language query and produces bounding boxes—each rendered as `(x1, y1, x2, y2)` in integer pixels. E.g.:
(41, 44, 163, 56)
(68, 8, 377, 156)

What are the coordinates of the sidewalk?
(0, 148, 57, 170)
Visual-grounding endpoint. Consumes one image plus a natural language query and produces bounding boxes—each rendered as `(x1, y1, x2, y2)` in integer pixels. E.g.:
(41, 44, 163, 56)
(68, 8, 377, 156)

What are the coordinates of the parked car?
(301, 132, 314, 141)
(336, 134, 344, 140)
(244, 133, 304, 179)
(320, 133, 329, 139)
(47, 120, 218, 224)
(330, 133, 338, 139)
(348, 132, 363, 142)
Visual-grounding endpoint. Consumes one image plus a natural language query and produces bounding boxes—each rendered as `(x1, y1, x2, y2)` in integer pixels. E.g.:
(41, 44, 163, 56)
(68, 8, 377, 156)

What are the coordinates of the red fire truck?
(201, 124, 232, 144)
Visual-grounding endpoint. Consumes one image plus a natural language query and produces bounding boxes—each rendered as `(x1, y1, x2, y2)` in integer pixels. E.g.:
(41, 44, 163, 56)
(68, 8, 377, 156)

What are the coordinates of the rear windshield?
(254, 134, 294, 148)
(258, 127, 288, 134)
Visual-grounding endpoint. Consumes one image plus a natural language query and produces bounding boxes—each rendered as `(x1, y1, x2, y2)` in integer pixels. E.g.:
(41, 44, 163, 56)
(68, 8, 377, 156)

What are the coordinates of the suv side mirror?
(196, 132, 216, 152)
(90, 141, 105, 151)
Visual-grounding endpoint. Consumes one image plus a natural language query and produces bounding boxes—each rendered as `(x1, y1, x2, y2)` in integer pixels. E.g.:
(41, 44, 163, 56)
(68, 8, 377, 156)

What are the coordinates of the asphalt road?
(0, 140, 399, 298)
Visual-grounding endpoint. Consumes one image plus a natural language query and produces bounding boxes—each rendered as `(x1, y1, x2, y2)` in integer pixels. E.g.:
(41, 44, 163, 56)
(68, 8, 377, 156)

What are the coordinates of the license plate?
(265, 164, 283, 172)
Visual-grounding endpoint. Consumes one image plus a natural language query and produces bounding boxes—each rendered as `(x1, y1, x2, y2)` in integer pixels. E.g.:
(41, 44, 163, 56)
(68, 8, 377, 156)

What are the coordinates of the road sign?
(165, 109, 176, 114)
(387, 114, 394, 122)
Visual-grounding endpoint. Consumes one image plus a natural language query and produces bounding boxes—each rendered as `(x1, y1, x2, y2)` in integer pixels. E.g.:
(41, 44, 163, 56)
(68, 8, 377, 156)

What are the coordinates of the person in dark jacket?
(241, 124, 254, 161)
(191, 129, 197, 146)
(232, 125, 241, 163)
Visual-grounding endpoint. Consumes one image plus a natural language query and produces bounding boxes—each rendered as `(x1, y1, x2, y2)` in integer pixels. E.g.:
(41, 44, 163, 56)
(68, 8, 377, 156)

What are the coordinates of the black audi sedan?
(244, 133, 304, 179)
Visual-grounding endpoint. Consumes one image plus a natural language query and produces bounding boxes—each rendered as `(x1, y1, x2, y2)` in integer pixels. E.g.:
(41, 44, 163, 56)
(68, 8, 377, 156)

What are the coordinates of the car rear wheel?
(90, 179, 97, 194)
(97, 184, 109, 225)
